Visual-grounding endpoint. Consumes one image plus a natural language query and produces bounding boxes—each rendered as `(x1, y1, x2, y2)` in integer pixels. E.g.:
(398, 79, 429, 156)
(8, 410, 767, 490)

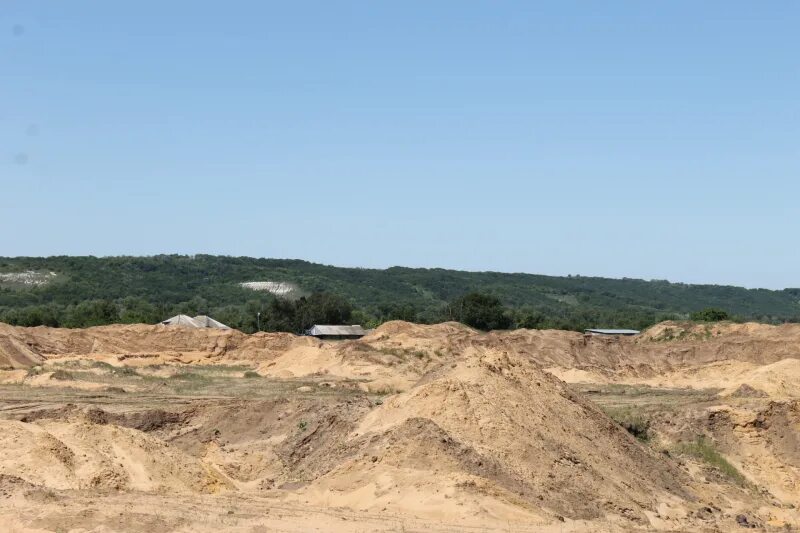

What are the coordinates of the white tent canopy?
(161, 314, 230, 329)
(192, 315, 230, 329)
(306, 325, 366, 337)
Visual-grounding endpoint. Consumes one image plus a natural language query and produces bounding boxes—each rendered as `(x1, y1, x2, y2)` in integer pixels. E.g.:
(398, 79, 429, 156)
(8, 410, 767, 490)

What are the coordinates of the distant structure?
(584, 328, 640, 337)
(161, 314, 231, 329)
(305, 325, 367, 340)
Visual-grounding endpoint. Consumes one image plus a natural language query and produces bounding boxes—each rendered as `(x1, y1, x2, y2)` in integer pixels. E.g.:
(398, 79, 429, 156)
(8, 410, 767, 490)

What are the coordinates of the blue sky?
(2, 2, 798, 289)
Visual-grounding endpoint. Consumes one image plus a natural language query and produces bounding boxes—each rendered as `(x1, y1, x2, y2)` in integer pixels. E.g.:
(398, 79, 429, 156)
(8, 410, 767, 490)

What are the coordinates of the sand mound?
(298, 347, 693, 525)
(5, 319, 800, 530)
(699, 401, 800, 504)
(0, 333, 44, 368)
(0, 322, 240, 365)
(728, 384, 769, 398)
(641, 321, 800, 342)
(0, 323, 321, 368)
(368, 320, 472, 337)
(4, 318, 800, 381)
(0, 417, 230, 493)
(362, 320, 476, 354)
(637, 359, 800, 398)
(255, 326, 466, 389)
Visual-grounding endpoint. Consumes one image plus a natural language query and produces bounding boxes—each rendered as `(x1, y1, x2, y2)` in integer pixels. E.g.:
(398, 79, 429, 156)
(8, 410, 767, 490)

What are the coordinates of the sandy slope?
(632, 358, 800, 398)
(301, 346, 693, 526)
(0, 417, 229, 492)
(4, 319, 800, 394)
(2, 319, 800, 530)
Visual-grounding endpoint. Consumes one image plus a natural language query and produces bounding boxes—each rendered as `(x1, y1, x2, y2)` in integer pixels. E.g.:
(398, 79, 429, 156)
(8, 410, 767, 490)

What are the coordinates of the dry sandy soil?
(1, 320, 800, 531)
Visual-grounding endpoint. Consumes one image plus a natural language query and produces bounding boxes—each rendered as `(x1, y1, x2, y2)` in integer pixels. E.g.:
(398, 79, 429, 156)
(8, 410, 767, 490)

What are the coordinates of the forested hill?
(1, 255, 798, 332)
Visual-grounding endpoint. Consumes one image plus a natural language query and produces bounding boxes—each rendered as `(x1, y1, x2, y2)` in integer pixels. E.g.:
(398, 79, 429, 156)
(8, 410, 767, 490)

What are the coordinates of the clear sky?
(2, 2, 798, 289)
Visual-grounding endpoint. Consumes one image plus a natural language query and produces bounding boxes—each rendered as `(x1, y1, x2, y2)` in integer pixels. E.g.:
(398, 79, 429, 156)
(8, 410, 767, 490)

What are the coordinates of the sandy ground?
(2, 320, 800, 531)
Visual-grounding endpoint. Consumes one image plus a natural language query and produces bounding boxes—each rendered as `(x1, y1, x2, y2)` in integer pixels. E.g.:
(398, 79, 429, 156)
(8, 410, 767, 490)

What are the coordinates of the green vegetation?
(689, 307, 731, 322)
(447, 292, 512, 331)
(603, 406, 651, 441)
(110, 366, 140, 378)
(49, 369, 74, 381)
(674, 436, 747, 486)
(168, 371, 208, 382)
(0, 255, 798, 333)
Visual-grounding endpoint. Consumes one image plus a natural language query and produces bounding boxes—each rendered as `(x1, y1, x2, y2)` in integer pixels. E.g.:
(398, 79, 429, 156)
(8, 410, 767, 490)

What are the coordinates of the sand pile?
(0, 322, 240, 365)
(661, 400, 800, 506)
(4, 319, 800, 530)
(254, 322, 474, 390)
(635, 358, 800, 398)
(5, 319, 800, 397)
(0, 416, 230, 493)
(0, 321, 458, 392)
(0, 333, 44, 368)
(363, 320, 478, 342)
(0, 323, 320, 368)
(358, 320, 800, 394)
(296, 346, 694, 526)
(641, 321, 800, 343)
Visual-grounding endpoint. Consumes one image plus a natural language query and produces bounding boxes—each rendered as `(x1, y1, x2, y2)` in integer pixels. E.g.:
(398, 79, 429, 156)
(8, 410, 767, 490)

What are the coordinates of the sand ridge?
(2, 319, 800, 530)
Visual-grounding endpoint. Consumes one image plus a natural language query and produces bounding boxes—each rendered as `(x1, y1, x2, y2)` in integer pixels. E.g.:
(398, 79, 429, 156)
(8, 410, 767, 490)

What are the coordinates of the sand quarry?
(1, 321, 800, 531)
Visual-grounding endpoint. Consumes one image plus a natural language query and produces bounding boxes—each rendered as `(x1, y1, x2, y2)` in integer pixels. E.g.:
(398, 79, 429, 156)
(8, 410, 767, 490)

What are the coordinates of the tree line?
(1, 256, 797, 332)
(0, 288, 742, 334)
(0, 293, 354, 334)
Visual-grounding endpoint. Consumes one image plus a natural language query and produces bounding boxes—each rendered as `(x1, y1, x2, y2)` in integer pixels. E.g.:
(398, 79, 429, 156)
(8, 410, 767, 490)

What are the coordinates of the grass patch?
(377, 347, 429, 361)
(110, 366, 140, 377)
(165, 370, 213, 393)
(603, 406, 650, 441)
(674, 436, 747, 486)
(168, 371, 209, 382)
(204, 364, 252, 373)
(50, 369, 74, 381)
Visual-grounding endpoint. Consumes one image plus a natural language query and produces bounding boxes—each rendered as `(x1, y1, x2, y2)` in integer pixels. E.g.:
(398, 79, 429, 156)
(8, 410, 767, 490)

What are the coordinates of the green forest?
(1, 255, 798, 333)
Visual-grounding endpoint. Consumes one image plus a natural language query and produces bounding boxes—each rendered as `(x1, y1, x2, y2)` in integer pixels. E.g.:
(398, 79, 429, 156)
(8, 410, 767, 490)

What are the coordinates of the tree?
(262, 298, 297, 333)
(119, 297, 159, 324)
(450, 292, 511, 331)
(377, 303, 418, 323)
(514, 309, 546, 329)
(690, 307, 731, 322)
(62, 300, 120, 328)
(295, 292, 353, 332)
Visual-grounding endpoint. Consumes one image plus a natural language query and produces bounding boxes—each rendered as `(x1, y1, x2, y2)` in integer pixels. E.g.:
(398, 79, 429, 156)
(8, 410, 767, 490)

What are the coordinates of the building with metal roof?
(306, 324, 367, 339)
(584, 328, 640, 336)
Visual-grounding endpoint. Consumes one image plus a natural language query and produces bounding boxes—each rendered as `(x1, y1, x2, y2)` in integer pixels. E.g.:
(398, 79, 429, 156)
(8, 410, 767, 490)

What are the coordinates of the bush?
(604, 407, 650, 441)
(50, 369, 74, 381)
(448, 292, 512, 331)
(674, 436, 747, 486)
(168, 371, 207, 382)
(243, 370, 260, 378)
(690, 308, 731, 322)
(111, 366, 140, 377)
